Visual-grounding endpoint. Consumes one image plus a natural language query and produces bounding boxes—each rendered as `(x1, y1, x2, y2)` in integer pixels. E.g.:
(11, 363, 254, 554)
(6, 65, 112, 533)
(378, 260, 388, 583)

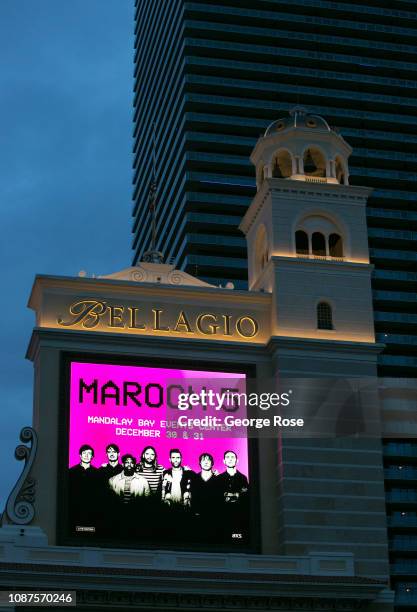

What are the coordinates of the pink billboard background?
(69, 362, 249, 477)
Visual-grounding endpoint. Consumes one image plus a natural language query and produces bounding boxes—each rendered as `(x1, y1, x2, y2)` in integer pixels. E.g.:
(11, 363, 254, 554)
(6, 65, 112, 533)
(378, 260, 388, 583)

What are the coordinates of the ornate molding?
(101, 264, 215, 288)
(3, 427, 37, 525)
(77, 591, 367, 610)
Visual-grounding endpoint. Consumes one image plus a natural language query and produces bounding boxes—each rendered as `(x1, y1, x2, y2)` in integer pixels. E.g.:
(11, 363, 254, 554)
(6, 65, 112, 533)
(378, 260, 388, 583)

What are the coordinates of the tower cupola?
(252, 107, 351, 190)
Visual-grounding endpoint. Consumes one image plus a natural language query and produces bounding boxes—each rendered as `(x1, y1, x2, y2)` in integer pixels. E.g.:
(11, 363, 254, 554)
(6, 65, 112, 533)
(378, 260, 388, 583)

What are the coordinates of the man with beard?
(136, 446, 164, 494)
(216, 450, 249, 544)
(109, 454, 150, 538)
(68, 444, 98, 533)
(109, 454, 150, 500)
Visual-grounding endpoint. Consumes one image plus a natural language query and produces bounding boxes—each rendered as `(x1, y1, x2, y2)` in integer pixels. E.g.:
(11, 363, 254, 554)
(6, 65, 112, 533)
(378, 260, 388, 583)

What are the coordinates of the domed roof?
(265, 106, 331, 137)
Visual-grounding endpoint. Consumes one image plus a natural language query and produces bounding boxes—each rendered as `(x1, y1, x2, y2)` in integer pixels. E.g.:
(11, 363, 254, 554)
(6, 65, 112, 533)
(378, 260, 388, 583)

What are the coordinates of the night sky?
(0, 2, 134, 507)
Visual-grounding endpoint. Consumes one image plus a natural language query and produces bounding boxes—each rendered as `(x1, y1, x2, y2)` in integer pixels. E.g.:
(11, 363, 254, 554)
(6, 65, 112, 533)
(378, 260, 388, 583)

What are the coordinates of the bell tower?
(240, 107, 375, 344)
(239, 110, 389, 582)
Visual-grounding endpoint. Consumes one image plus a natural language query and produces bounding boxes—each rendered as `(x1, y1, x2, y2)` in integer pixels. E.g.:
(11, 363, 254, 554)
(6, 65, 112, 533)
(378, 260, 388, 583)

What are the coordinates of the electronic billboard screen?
(64, 360, 251, 550)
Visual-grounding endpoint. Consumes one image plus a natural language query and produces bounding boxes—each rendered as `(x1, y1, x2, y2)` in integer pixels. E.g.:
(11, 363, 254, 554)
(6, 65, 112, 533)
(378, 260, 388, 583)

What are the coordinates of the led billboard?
(64, 360, 251, 550)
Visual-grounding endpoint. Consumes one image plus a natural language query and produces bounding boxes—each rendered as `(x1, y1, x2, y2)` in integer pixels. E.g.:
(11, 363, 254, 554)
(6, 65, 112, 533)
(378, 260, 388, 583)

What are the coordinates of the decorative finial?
(289, 105, 308, 116)
(142, 122, 164, 265)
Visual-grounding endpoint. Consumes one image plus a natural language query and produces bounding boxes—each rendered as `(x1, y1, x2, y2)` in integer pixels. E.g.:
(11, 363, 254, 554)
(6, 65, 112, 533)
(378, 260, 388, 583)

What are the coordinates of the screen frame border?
(57, 350, 261, 554)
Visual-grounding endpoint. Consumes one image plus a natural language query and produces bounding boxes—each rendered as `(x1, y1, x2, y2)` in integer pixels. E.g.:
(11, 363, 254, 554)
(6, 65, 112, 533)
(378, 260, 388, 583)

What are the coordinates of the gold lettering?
(152, 308, 170, 331)
(222, 314, 232, 336)
(236, 315, 258, 338)
(58, 300, 260, 341)
(173, 310, 193, 333)
(108, 306, 125, 328)
(58, 300, 106, 329)
(196, 313, 219, 335)
(128, 307, 145, 329)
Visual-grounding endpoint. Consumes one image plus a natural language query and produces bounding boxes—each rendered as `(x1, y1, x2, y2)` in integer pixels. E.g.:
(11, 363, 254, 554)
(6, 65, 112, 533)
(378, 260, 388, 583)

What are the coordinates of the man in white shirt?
(109, 454, 150, 501)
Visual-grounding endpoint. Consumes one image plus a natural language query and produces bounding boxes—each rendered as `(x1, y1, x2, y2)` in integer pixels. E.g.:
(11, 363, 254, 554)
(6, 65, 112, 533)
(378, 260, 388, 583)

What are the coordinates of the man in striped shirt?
(136, 446, 164, 495)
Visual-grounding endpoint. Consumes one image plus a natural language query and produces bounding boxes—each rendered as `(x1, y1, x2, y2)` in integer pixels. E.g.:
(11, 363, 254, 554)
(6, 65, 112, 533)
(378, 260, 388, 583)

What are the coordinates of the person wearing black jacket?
(99, 443, 123, 481)
(68, 444, 98, 533)
(216, 450, 249, 544)
(192, 452, 221, 541)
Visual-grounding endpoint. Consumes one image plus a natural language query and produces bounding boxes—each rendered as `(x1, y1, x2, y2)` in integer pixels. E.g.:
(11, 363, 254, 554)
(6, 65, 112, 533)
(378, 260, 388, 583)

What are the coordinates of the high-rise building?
(133, 2, 417, 607)
(133, 0, 416, 376)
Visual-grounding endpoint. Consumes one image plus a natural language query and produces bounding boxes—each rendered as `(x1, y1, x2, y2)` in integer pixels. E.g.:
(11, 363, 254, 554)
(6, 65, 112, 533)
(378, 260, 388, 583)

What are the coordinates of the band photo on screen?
(65, 361, 251, 549)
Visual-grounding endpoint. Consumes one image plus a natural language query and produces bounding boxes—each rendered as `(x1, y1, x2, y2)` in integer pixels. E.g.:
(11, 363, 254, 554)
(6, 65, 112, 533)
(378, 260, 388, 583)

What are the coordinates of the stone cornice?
(270, 256, 373, 273)
(25, 327, 269, 362)
(267, 336, 385, 357)
(28, 275, 271, 312)
(0, 561, 387, 604)
(240, 179, 372, 235)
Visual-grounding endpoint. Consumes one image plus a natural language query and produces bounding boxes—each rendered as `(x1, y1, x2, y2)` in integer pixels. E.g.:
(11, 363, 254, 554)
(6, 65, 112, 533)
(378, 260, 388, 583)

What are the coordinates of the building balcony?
(373, 290, 417, 304)
(295, 253, 345, 262)
(386, 490, 417, 505)
(388, 515, 417, 529)
(305, 176, 328, 183)
(390, 538, 417, 552)
(375, 312, 417, 326)
(384, 443, 417, 460)
(394, 583, 417, 606)
(385, 468, 417, 482)
(392, 563, 417, 575)
(395, 592, 417, 606)
(379, 355, 417, 369)
(377, 333, 417, 346)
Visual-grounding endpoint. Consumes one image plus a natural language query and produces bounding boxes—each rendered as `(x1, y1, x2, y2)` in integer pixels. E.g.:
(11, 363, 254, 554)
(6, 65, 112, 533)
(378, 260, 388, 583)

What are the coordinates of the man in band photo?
(108, 454, 150, 538)
(192, 452, 218, 515)
(191, 452, 221, 541)
(70, 444, 96, 473)
(99, 443, 123, 480)
(109, 454, 150, 500)
(68, 444, 98, 531)
(162, 449, 193, 508)
(217, 450, 249, 543)
(136, 446, 164, 495)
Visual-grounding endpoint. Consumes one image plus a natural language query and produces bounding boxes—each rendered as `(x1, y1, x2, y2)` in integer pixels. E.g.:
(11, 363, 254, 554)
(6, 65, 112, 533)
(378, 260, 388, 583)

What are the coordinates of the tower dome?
(252, 107, 351, 190)
(264, 106, 332, 136)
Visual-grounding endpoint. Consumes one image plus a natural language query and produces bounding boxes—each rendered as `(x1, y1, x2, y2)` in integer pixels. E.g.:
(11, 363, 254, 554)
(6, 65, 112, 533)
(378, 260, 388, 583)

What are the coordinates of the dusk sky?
(0, 2, 134, 506)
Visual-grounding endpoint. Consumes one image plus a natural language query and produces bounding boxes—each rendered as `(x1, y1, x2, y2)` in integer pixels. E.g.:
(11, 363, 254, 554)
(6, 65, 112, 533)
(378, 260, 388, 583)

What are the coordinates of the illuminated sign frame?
(57, 351, 260, 553)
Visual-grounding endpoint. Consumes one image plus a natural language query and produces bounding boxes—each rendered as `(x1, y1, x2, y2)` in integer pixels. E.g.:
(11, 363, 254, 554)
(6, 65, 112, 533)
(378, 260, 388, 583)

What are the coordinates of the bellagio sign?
(57, 299, 260, 339)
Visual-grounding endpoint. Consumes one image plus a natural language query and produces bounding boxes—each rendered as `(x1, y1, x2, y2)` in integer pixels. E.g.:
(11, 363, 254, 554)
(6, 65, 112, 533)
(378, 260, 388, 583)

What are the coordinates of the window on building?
(303, 147, 326, 178)
(312, 232, 326, 256)
(329, 233, 343, 257)
(295, 230, 309, 254)
(317, 302, 333, 330)
(272, 150, 292, 178)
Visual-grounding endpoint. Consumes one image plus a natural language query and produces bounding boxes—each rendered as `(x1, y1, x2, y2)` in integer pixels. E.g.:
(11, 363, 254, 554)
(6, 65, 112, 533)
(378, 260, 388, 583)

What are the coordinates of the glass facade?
(134, 2, 417, 606)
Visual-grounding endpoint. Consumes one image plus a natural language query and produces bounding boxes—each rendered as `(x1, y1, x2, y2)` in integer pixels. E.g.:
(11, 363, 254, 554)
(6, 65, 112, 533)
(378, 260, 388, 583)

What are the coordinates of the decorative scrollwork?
(131, 269, 147, 282)
(168, 271, 183, 285)
(3, 427, 37, 525)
